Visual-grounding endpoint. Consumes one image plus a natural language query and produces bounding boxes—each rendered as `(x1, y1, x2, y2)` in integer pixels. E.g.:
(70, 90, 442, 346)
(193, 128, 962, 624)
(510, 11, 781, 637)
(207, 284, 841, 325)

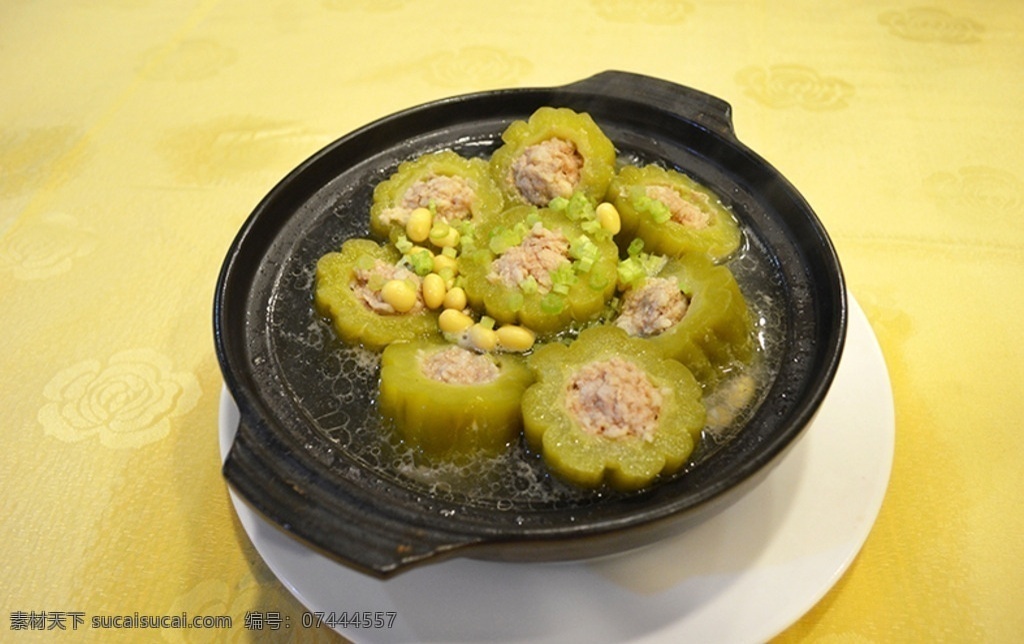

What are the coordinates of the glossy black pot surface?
(214, 71, 846, 579)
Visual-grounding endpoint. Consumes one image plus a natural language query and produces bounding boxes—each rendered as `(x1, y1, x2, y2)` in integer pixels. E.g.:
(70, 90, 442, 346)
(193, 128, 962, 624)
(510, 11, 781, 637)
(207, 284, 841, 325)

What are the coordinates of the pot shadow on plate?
(586, 441, 808, 595)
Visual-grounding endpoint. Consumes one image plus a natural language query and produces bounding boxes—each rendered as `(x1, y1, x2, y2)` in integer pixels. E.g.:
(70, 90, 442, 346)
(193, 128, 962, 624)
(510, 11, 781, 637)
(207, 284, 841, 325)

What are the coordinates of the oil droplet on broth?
(386, 433, 571, 508)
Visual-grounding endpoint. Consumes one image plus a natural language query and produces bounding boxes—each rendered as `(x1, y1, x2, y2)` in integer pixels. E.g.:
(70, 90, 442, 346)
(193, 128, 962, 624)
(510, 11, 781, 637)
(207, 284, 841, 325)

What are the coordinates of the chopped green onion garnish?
(488, 226, 523, 255)
(650, 203, 672, 224)
(641, 253, 668, 277)
(569, 235, 599, 263)
(429, 222, 451, 240)
(368, 273, 387, 291)
(548, 196, 569, 211)
(566, 191, 594, 221)
(617, 257, 645, 287)
(633, 194, 672, 224)
(406, 250, 434, 275)
(581, 219, 602, 235)
(521, 275, 539, 294)
(395, 234, 413, 254)
(549, 263, 578, 290)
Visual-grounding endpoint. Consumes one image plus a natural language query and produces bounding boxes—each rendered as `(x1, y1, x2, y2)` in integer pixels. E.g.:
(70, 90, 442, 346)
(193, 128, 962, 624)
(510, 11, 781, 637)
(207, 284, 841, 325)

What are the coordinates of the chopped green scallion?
(549, 263, 578, 291)
(406, 250, 434, 275)
(368, 273, 387, 291)
(395, 234, 413, 254)
(548, 196, 569, 211)
(521, 275, 539, 294)
(617, 257, 645, 287)
(566, 191, 594, 221)
(488, 227, 523, 255)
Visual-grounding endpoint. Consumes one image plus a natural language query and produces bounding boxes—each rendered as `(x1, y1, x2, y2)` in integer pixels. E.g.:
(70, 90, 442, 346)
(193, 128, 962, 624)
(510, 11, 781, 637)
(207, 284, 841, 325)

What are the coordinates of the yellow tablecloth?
(3, 1, 1022, 642)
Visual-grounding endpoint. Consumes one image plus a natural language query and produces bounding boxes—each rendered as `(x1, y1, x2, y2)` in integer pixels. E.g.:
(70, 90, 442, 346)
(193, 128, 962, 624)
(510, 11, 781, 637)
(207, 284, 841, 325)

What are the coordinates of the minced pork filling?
(379, 174, 476, 226)
(645, 184, 712, 229)
(419, 345, 500, 385)
(564, 357, 663, 442)
(615, 277, 689, 338)
(510, 138, 584, 206)
(350, 259, 423, 314)
(487, 222, 570, 293)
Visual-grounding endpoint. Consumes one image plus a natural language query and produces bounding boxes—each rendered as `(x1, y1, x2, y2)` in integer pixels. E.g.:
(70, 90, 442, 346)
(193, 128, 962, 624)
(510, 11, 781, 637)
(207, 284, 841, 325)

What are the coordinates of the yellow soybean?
(406, 207, 433, 243)
(468, 323, 498, 352)
(422, 273, 446, 309)
(596, 202, 621, 235)
(439, 308, 474, 334)
(429, 223, 460, 248)
(495, 325, 536, 352)
(409, 245, 431, 256)
(432, 253, 458, 275)
(381, 279, 418, 313)
(442, 286, 467, 310)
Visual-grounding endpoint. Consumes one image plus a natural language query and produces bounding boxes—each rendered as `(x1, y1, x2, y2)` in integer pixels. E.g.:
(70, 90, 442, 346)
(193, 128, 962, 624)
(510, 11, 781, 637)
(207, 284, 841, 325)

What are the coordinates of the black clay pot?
(214, 71, 846, 579)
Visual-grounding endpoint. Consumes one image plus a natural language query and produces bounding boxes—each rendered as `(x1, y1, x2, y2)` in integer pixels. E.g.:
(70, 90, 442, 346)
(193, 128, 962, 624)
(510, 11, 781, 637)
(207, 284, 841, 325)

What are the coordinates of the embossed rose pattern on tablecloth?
(39, 349, 200, 449)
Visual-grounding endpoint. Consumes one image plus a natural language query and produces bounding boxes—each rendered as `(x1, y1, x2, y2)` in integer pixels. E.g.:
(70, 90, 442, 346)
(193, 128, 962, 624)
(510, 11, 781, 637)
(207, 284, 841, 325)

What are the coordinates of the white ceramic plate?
(219, 293, 894, 643)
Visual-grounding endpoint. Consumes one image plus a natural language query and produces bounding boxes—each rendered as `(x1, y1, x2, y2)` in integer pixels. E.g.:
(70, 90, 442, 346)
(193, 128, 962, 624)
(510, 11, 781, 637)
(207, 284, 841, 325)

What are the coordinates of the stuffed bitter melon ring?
(490, 107, 617, 208)
(522, 325, 706, 491)
(314, 238, 439, 350)
(369, 150, 505, 243)
(614, 253, 755, 389)
(458, 204, 619, 336)
(608, 164, 743, 262)
(379, 339, 534, 461)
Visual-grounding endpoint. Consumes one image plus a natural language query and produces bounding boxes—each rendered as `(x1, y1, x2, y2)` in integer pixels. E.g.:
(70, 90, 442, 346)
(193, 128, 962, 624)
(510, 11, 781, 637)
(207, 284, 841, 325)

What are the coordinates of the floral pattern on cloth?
(39, 349, 201, 449)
